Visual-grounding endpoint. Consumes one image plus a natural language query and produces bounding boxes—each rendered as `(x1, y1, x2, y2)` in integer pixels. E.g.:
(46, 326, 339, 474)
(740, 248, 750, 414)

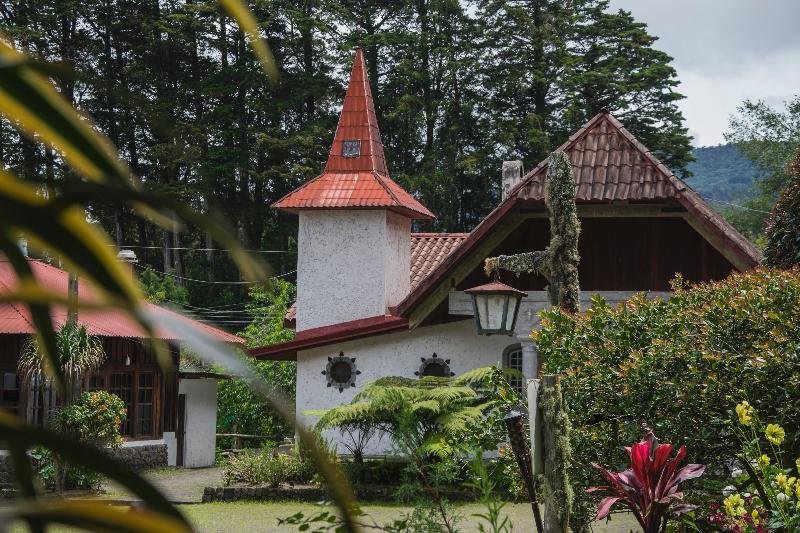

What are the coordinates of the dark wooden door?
(176, 394, 186, 467)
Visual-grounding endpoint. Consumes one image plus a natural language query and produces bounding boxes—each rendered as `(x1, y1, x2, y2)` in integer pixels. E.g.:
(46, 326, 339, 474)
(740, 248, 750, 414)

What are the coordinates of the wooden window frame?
(85, 369, 162, 441)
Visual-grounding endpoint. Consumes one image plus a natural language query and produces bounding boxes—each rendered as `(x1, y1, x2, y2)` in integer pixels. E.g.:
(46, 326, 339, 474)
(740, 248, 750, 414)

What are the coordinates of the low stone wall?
(202, 484, 481, 503)
(0, 454, 12, 487)
(108, 444, 168, 470)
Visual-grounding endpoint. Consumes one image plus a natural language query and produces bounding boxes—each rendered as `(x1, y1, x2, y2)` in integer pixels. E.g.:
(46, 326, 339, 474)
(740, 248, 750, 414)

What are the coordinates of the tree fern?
(315, 365, 517, 458)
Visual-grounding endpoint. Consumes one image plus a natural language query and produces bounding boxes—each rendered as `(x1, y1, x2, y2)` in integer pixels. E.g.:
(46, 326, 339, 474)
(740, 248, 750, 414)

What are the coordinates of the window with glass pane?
(136, 373, 154, 436)
(28, 375, 56, 427)
(109, 373, 133, 436)
(502, 346, 524, 396)
(86, 375, 106, 391)
(0, 371, 20, 415)
(342, 140, 361, 157)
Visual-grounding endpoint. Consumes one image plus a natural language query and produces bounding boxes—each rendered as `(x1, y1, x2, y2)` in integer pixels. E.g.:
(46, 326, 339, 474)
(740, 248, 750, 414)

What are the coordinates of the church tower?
(273, 49, 434, 332)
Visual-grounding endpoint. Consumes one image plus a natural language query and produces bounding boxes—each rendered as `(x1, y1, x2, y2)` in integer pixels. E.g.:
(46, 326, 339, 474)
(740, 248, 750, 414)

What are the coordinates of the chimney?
(117, 249, 138, 281)
(502, 160, 524, 200)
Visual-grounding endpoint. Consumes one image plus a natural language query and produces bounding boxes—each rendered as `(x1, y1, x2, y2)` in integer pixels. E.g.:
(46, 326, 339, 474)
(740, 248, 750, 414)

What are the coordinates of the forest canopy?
(0, 0, 692, 315)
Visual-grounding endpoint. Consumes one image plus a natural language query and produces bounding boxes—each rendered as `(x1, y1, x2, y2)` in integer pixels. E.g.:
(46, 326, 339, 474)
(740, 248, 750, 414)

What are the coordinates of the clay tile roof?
(272, 49, 434, 221)
(283, 232, 468, 326)
(410, 233, 469, 288)
(514, 112, 686, 202)
(395, 112, 762, 319)
(0, 258, 243, 344)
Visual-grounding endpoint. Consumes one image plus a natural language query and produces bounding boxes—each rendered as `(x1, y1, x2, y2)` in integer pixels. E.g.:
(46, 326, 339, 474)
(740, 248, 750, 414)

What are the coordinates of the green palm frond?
(19, 323, 105, 388)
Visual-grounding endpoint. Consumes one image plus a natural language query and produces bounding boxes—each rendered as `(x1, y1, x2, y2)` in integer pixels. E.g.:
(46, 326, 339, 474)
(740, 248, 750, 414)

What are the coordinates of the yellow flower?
(789, 477, 797, 488)
(796, 483, 800, 500)
(796, 457, 800, 473)
(751, 509, 759, 525)
(735, 401, 754, 426)
(776, 473, 788, 489)
(765, 424, 785, 445)
(758, 454, 771, 470)
(724, 493, 746, 517)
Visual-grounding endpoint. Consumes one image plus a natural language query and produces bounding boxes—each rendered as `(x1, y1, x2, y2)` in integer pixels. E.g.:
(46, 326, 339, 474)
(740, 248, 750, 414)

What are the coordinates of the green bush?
(54, 390, 127, 446)
(222, 448, 314, 487)
(534, 268, 800, 530)
(33, 391, 127, 490)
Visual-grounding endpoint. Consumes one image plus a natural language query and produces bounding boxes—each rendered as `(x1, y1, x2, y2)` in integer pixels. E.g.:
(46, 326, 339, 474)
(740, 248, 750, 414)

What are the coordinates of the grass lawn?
(7, 501, 637, 532)
(182, 501, 638, 532)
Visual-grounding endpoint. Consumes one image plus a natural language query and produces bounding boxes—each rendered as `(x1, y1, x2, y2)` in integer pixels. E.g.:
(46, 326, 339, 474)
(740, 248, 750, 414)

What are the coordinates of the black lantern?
(465, 281, 525, 336)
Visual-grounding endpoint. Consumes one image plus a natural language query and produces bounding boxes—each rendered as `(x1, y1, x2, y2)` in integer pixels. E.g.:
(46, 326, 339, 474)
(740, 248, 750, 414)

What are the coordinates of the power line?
(135, 264, 296, 284)
(112, 244, 296, 254)
(706, 197, 772, 214)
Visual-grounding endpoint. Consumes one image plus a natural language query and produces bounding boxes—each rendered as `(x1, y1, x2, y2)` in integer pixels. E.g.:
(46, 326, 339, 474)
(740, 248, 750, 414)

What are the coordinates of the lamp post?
(465, 281, 525, 336)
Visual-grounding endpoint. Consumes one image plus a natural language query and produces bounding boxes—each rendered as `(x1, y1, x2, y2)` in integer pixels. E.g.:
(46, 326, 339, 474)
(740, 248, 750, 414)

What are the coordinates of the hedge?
(534, 268, 800, 530)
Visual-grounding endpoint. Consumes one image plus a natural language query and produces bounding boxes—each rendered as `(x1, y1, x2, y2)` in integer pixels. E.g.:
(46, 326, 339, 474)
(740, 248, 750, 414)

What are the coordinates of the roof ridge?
(412, 232, 470, 238)
(371, 170, 402, 206)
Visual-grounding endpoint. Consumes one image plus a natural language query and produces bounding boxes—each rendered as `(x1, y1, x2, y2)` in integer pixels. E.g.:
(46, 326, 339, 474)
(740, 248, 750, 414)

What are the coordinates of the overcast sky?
(608, 0, 800, 147)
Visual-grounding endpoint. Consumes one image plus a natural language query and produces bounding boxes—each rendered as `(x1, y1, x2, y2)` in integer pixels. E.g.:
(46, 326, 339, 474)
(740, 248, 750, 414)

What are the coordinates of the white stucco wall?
(178, 378, 219, 468)
(163, 432, 177, 466)
(296, 319, 515, 455)
(384, 211, 411, 308)
(296, 209, 411, 331)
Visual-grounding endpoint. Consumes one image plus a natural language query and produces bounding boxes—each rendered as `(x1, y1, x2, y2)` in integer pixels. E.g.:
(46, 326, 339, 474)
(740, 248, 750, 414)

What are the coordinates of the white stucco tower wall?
(296, 209, 410, 331)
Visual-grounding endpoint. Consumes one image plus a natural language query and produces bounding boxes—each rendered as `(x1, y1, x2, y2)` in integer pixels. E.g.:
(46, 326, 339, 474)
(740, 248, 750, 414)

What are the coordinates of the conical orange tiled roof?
(273, 49, 434, 220)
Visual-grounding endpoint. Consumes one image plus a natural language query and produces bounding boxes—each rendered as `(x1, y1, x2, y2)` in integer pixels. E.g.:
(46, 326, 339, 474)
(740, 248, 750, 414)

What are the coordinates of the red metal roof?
(250, 315, 408, 361)
(0, 258, 243, 344)
(272, 49, 434, 221)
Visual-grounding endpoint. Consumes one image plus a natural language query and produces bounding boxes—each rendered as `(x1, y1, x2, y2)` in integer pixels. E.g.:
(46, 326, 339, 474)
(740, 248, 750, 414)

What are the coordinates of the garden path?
(97, 466, 223, 503)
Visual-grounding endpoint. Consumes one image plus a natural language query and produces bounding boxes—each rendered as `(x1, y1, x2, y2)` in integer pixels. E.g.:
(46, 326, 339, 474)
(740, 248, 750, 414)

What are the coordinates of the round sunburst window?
(415, 353, 455, 378)
(322, 352, 360, 392)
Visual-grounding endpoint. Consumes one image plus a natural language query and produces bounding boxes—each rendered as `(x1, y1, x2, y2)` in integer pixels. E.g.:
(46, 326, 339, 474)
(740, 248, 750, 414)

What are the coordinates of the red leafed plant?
(587, 432, 705, 533)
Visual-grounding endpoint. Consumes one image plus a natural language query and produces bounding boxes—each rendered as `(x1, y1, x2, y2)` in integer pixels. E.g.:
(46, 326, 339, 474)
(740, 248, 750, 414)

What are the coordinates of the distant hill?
(684, 143, 760, 202)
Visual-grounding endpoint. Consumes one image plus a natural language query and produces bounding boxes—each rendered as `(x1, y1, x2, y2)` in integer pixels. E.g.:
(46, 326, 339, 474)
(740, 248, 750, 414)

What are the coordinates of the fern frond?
(453, 365, 498, 386)
(410, 399, 440, 414)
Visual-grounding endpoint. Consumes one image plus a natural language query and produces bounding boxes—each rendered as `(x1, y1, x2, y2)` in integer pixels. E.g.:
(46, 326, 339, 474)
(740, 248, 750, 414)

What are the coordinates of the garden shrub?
(33, 391, 126, 490)
(222, 448, 314, 487)
(534, 269, 800, 530)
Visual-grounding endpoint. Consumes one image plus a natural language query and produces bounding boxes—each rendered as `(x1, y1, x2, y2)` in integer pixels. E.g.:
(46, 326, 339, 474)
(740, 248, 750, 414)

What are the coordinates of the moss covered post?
(486, 152, 578, 531)
(485, 150, 580, 313)
(539, 375, 573, 533)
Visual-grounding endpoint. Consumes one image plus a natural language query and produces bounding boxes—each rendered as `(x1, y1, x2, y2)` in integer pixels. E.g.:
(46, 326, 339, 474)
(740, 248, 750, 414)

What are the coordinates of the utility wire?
(705, 197, 772, 214)
(112, 244, 296, 254)
(135, 264, 296, 284)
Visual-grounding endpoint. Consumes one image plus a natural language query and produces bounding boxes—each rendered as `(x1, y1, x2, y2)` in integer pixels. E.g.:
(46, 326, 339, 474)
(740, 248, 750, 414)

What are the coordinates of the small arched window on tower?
(502, 344, 524, 396)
